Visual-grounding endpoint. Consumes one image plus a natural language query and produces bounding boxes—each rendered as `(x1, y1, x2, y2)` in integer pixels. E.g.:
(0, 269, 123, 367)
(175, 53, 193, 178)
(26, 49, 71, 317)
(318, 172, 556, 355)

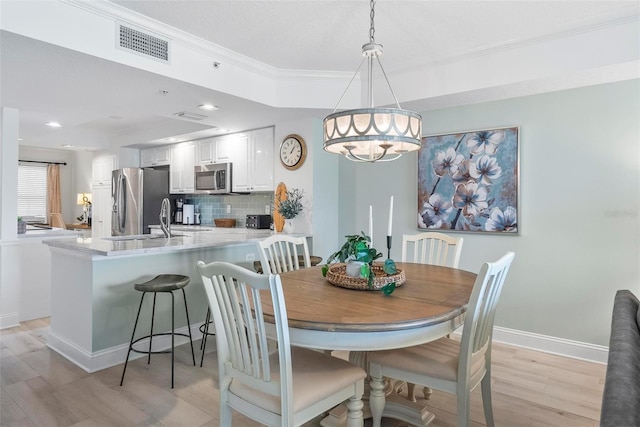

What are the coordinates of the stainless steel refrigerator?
(111, 168, 169, 236)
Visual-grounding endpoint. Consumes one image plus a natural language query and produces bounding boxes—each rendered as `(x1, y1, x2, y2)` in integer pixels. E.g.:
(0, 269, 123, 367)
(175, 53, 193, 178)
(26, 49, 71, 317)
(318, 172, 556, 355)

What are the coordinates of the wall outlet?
(226, 204, 231, 214)
(265, 204, 270, 214)
(246, 253, 255, 262)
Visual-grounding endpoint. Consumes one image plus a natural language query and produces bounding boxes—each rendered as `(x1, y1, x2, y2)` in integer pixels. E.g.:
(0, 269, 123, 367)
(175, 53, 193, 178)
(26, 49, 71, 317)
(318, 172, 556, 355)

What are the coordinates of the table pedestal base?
(320, 392, 434, 427)
(320, 351, 434, 427)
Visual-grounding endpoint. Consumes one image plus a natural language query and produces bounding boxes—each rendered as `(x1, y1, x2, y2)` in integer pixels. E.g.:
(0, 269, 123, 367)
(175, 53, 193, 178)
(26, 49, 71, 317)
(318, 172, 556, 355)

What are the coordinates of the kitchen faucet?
(160, 198, 171, 238)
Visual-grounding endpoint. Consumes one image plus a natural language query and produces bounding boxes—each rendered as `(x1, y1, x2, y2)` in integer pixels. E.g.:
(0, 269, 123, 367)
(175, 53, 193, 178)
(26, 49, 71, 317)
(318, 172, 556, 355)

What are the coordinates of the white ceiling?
(1, 0, 638, 152)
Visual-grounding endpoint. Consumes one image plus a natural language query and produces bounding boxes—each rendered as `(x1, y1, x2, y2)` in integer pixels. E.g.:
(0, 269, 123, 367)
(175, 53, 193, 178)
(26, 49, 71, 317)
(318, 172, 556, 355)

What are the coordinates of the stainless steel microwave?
(194, 163, 232, 194)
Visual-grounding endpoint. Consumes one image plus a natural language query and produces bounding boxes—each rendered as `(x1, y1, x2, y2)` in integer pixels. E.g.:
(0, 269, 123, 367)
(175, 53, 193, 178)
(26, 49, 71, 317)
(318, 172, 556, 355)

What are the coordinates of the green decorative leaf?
(321, 265, 328, 277)
(360, 263, 370, 279)
(381, 282, 396, 295)
(383, 259, 397, 275)
(368, 273, 375, 289)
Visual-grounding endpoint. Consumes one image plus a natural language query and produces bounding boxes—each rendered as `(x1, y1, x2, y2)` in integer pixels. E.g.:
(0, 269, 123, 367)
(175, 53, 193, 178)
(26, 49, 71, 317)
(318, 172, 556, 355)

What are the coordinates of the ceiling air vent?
(173, 111, 208, 121)
(118, 23, 169, 62)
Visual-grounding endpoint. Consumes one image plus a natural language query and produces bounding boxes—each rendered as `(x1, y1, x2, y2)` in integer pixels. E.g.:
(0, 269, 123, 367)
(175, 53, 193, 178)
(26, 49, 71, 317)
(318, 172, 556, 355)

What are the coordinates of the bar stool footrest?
(130, 332, 193, 355)
(198, 322, 215, 336)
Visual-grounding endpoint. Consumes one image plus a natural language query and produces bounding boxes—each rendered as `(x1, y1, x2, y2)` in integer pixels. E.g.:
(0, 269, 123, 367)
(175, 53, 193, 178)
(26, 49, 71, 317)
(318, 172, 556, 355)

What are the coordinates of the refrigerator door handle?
(119, 173, 126, 232)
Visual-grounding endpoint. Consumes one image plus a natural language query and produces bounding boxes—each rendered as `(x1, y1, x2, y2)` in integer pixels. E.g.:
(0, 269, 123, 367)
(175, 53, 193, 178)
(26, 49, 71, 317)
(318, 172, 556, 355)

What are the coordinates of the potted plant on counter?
(277, 188, 304, 233)
(17, 216, 26, 234)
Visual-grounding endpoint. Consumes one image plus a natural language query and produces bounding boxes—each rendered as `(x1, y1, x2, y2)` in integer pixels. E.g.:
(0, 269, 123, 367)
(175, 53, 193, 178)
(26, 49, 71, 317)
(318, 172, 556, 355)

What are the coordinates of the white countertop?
(43, 228, 306, 257)
(17, 226, 82, 240)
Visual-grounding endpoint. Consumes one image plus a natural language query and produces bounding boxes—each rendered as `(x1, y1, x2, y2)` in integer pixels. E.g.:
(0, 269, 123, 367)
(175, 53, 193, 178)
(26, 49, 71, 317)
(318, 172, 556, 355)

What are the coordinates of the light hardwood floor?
(1, 318, 606, 426)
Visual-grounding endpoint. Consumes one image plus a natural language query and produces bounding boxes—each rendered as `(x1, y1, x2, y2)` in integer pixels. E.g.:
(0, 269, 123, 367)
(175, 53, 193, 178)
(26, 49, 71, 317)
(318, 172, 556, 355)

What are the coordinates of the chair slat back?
(459, 252, 515, 377)
(401, 232, 464, 268)
(197, 261, 293, 403)
(258, 235, 311, 274)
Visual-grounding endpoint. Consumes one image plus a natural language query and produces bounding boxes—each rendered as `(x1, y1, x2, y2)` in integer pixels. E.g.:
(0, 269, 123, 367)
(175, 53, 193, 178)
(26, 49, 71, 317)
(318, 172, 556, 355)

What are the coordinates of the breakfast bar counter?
(42, 229, 310, 372)
(44, 227, 274, 257)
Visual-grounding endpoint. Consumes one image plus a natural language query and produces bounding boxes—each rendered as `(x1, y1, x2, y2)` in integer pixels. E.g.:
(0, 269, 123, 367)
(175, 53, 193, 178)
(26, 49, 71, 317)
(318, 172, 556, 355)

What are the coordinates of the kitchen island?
(43, 229, 310, 372)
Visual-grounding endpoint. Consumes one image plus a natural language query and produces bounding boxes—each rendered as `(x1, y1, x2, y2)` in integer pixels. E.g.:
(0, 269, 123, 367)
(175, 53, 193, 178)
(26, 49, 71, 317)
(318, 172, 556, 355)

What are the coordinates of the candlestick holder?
(387, 235, 392, 259)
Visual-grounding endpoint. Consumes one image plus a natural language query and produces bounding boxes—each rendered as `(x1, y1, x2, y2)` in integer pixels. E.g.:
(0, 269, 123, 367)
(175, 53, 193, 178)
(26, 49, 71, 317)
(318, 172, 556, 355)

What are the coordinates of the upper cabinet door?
(250, 127, 274, 192)
(141, 146, 170, 167)
(169, 142, 196, 194)
(198, 137, 234, 164)
(92, 155, 116, 186)
(226, 133, 250, 192)
(215, 137, 235, 163)
(197, 139, 215, 165)
(225, 127, 274, 192)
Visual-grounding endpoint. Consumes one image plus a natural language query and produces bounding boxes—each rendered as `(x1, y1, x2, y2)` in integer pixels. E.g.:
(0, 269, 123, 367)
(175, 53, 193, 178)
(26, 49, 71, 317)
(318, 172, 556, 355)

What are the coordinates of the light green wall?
(338, 79, 640, 346)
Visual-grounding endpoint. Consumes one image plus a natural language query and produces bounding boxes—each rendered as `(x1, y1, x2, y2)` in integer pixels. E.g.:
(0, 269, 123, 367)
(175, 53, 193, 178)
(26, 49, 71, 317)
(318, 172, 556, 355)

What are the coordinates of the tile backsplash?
(175, 193, 273, 227)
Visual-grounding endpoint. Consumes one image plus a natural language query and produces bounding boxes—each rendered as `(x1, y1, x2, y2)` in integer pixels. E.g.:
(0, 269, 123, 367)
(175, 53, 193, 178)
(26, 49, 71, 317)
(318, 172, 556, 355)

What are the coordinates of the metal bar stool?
(199, 308, 215, 367)
(120, 274, 196, 388)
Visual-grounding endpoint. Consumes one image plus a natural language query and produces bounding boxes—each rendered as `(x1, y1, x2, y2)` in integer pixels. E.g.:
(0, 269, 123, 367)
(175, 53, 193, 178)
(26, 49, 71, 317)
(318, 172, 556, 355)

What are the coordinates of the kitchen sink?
(102, 234, 183, 241)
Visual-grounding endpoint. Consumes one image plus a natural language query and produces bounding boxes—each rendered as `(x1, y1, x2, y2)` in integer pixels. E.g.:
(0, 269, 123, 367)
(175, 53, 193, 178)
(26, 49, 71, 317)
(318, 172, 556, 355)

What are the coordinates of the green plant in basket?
(322, 232, 398, 294)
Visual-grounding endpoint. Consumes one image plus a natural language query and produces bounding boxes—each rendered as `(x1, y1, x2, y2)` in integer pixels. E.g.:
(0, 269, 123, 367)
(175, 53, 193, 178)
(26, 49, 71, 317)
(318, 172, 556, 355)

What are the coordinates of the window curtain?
(47, 164, 61, 221)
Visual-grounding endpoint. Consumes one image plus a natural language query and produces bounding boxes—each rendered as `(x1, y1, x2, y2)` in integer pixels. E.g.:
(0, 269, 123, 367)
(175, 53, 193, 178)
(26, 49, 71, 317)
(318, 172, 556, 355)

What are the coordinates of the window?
(18, 164, 47, 219)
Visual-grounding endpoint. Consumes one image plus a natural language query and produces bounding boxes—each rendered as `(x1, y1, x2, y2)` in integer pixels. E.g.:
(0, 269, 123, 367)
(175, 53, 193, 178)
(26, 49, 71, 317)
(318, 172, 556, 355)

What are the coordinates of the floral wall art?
(418, 127, 519, 234)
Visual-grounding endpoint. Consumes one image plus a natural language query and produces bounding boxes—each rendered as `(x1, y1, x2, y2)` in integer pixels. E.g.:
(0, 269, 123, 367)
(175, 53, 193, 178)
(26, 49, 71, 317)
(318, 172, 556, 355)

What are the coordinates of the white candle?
(369, 205, 373, 247)
(387, 196, 394, 236)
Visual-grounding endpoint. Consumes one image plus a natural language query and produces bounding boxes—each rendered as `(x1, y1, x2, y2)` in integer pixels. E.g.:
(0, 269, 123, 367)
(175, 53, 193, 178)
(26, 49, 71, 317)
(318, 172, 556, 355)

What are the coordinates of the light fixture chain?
(369, 0, 376, 43)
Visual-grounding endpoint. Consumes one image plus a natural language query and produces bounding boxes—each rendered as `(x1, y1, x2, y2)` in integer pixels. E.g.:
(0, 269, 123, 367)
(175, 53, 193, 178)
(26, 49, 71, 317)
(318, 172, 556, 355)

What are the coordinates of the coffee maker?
(174, 198, 184, 224)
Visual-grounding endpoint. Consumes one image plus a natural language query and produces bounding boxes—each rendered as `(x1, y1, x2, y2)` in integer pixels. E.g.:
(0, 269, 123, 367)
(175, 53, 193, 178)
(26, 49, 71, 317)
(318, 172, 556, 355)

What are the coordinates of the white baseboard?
(453, 326, 608, 364)
(47, 324, 204, 373)
(0, 312, 20, 330)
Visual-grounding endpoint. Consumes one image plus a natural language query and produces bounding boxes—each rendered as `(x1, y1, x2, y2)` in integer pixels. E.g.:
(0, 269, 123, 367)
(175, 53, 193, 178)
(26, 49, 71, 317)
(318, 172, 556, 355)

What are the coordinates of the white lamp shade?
(77, 193, 92, 205)
(323, 108, 423, 161)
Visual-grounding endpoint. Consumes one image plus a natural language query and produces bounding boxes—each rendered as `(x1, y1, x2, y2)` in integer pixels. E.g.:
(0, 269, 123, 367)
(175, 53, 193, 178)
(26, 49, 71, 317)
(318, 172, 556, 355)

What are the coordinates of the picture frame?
(417, 126, 519, 234)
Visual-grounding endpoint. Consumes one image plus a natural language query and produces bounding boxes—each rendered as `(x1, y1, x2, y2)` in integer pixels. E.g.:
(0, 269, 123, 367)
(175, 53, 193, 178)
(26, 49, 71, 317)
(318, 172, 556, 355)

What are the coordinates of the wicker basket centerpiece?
(325, 263, 405, 291)
(322, 232, 402, 293)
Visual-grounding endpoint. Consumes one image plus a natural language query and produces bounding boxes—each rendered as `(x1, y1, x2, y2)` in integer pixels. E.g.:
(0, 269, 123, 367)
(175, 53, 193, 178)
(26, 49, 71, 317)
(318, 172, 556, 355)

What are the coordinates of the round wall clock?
(279, 134, 307, 170)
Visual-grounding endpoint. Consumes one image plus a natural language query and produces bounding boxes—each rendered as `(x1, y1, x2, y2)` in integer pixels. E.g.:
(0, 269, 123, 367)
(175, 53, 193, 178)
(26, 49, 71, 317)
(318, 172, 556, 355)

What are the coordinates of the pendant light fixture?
(323, 0, 423, 162)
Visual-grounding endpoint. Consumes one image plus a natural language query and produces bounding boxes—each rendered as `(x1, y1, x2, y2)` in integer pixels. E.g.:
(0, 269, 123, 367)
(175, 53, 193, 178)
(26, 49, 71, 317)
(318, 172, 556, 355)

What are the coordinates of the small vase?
(283, 219, 294, 233)
(17, 220, 26, 234)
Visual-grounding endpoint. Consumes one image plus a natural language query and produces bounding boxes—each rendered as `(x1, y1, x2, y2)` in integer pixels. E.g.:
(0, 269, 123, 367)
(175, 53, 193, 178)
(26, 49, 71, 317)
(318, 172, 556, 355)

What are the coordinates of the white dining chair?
(257, 234, 311, 274)
(368, 252, 515, 427)
(196, 260, 366, 427)
(401, 231, 464, 268)
(401, 231, 464, 401)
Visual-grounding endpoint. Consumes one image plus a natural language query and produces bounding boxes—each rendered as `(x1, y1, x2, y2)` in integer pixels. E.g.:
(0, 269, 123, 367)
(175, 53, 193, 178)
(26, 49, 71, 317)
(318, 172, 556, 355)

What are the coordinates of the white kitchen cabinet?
(140, 146, 170, 167)
(225, 133, 250, 192)
(91, 185, 112, 238)
(92, 154, 115, 186)
(249, 127, 275, 192)
(169, 142, 196, 194)
(227, 128, 274, 192)
(198, 137, 234, 165)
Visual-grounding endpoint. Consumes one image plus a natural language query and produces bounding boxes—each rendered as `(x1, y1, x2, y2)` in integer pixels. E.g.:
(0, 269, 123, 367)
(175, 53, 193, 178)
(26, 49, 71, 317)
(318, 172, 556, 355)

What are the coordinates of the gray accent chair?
(600, 289, 640, 427)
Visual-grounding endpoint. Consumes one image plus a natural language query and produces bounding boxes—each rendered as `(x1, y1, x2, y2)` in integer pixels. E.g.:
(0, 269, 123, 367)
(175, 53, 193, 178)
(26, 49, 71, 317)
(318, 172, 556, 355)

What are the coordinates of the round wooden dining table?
(264, 262, 476, 351)
(262, 262, 477, 427)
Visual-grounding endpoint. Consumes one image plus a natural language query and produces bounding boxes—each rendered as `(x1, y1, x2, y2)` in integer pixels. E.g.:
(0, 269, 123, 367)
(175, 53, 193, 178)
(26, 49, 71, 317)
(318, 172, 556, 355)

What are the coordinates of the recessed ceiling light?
(216, 128, 228, 133)
(46, 121, 62, 128)
(166, 138, 177, 142)
(198, 104, 218, 111)
(62, 144, 74, 148)
(18, 137, 24, 141)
